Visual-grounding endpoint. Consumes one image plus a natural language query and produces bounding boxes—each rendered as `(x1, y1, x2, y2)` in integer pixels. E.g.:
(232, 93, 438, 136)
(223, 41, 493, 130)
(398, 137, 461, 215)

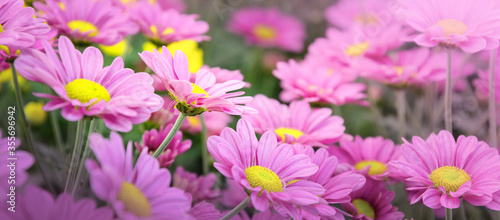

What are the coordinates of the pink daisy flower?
(242, 94, 345, 147)
(34, 0, 138, 45)
(0, 0, 50, 59)
(135, 124, 191, 167)
(398, 0, 500, 53)
(0, 129, 34, 196)
(85, 132, 192, 219)
(0, 185, 114, 220)
(15, 36, 163, 132)
(139, 46, 255, 116)
(329, 136, 401, 181)
(207, 119, 325, 219)
(227, 7, 305, 52)
(390, 130, 500, 209)
(173, 166, 219, 204)
(325, 0, 393, 29)
(131, 2, 209, 45)
(342, 179, 404, 220)
(273, 59, 368, 106)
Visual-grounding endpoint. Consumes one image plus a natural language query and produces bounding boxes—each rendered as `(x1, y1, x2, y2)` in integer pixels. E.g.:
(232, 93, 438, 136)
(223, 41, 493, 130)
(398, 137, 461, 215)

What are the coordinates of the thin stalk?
(446, 208, 453, 220)
(10, 62, 55, 194)
(153, 112, 187, 158)
(220, 196, 250, 220)
(200, 115, 209, 174)
(444, 49, 453, 132)
(489, 49, 498, 148)
(44, 85, 64, 156)
(64, 119, 86, 192)
(459, 199, 467, 220)
(71, 118, 98, 196)
(395, 89, 406, 142)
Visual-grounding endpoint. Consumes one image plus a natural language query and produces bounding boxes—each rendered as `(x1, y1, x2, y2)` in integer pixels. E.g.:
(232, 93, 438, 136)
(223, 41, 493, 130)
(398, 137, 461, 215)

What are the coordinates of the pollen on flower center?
(430, 166, 471, 192)
(68, 20, 98, 37)
(345, 42, 370, 57)
(435, 19, 467, 37)
(275, 127, 304, 141)
(245, 165, 283, 193)
(65, 78, 111, 104)
(116, 182, 152, 217)
(253, 25, 276, 41)
(354, 160, 387, 176)
(352, 199, 375, 219)
(191, 83, 209, 98)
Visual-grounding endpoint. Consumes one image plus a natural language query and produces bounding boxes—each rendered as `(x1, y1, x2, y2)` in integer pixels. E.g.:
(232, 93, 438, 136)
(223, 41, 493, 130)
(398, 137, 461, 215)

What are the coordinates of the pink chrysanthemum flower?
(325, 0, 393, 30)
(131, 2, 209, 45)
(390, 130, 500, 209)
(242, 94, 345, 147)
(139, 46, 255, 115)
(34, 0, 138, 45)
(207, 119, 325, 219)
(227, 7, 305, 52)
(296, 147, 366, 219)
(273, 59, 368, 106)
(135, 124, 191, 167)
(342, 179, 404, 220)
(0, 0, 50, 59)
(0, 129, 33, 196)
(329, 136, 401, 181)
(173, 166, 220, 204)
(398, 0, 500, 53)
(86, 132, 192, 219)
(15, 36, 163, 132)
(359, 48, 446, 87)
(0, 185, 114, 220)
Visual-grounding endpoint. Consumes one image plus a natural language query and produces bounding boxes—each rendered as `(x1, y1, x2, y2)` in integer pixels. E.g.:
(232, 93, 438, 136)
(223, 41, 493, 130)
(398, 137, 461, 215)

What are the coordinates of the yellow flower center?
(435, 19, 467, 37)
(99, 39, 129, 57)
(116, 182, 152, 217)
(253, 25, 276, 41)
(187, 116, 200, 127)
(68, 20, 98, 37)
(354, 160, 387, 176)
(191, 83, 209, 98)
(352, 199, 375, 219)
(150, 25, 175, 38)
(167, 40, 203, 73)
(24, 101, 47, 126)
(274, 127, 304, 141)
(0, 45, 20, 56)
(65, 79, 111, 104)
(0, 24, 4, 33)
(345, 42, 370, 57)
(394, 66, 404, 76)
(430, 166, 471, 193)
(245, 165, 283, 193)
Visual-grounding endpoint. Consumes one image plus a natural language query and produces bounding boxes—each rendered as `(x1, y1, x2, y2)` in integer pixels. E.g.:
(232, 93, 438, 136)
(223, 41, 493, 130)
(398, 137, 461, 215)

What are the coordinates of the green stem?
(200, 115, 209, 174)
(446, 208, 453, 220)
(489, 49, 498, 148)
(10, 62, 55, 194)
(44, 85, 64, 156)
(64, 119, 86, 193)
(220, 196, 250, 220)
(71, 118, 98, 196)
(444, 49, 453, 132)
(153, 112, 187, 158)
(395, 89, 406, 142)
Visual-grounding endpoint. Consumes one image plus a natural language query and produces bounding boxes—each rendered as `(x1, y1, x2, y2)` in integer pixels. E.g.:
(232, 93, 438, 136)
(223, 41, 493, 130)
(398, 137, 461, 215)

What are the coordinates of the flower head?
(227, 7, 305, 52)
(15, 36, 163, 132)
(325, 0, 393, 29)
(242, 94, 345, 146)
(173, 167, 220, 204)
(86, 132, 192, 219)
(398, 0, 500, 53)
(207, 119, 325, 219)
(390, 130, 500, 209)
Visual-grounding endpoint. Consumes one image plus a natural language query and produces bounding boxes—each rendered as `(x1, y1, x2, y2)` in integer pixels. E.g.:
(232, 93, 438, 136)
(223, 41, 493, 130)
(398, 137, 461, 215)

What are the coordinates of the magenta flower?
(0, 0, 50, 58)
(207, 119, 325, 219)
(135, 124, 191, 167)
(187, 202, 223, 220)
(0, 129, 33, 196)
(0, 185, 114, 220)
(173, 166, 219, 204)
(85, 132, 192, 219)
(131, 2, 209, 45)
(15, 36, 163, 132)
(273, 59, 368, 106)
(330, 136, 401, 181)
(221, 179, 252, 208)
(325, 0, 393, 30)
(390, 130, 500, 209)
(34, 0, 138, 45)
(242, 94, 345, 147)
(227, 7, 305, 52)
(139, 47, 255, 115)
(398, 0, 500, 53)
(342, 179, 404, 220)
